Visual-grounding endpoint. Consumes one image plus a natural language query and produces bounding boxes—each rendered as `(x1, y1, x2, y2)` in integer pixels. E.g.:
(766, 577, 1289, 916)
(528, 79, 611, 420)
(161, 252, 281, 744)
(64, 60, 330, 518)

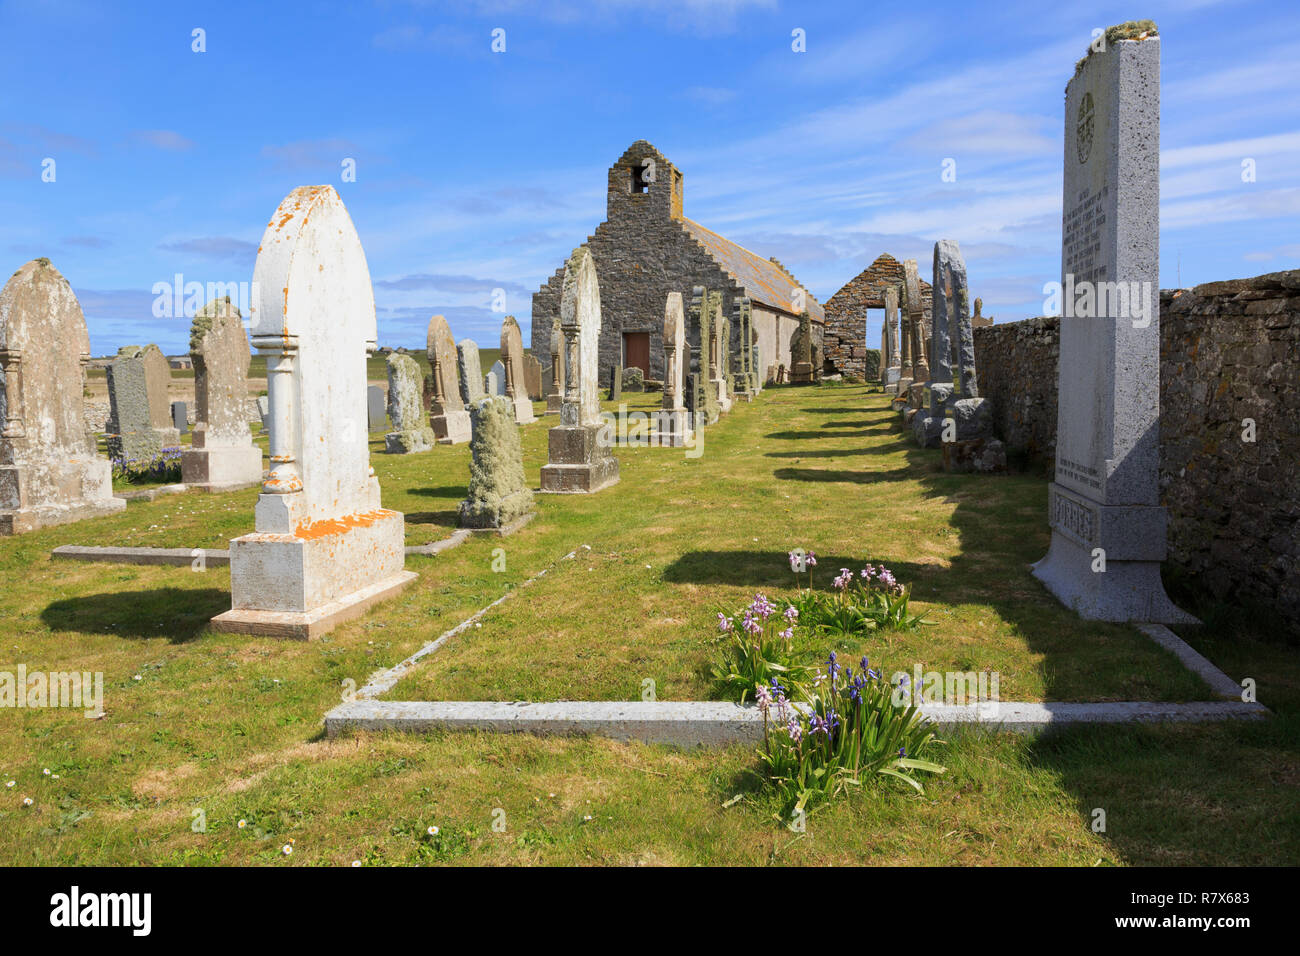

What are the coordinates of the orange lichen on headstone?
(293, 509, 394, 540)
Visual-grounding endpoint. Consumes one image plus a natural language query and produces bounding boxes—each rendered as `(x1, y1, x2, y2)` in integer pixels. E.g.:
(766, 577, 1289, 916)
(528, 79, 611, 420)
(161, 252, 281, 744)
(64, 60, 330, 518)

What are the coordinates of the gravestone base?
(385, 426, 436, 455)
(214, 509, 414, 639)
(510, 395, 537, 426)
(0, 459, 126, 535)
(540, 424, 620, 494)
(791, 361, 814, 385)
(107, 426, 181, 462)
(181, 444, 264, 492)
(712, 379, 732, 413)
(942, 437, 1007, 473)
(431, 409, 471, 445)
(911, 414, 945, 448)
(1031, 484, 1198, 624)
(649, 409, 693, 447)
(459, 492, 535, 533)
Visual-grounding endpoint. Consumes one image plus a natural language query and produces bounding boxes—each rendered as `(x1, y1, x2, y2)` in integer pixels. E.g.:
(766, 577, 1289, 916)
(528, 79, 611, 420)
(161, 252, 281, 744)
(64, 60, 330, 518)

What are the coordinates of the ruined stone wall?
(824, 253, 933, 379)
(973, 315, 1060, 461)
(973, 270, 1300, 629)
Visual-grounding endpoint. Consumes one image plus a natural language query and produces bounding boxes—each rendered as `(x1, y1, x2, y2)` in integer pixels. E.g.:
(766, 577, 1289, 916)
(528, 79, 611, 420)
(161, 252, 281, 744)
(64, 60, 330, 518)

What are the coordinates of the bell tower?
(606, 140, 683, 222)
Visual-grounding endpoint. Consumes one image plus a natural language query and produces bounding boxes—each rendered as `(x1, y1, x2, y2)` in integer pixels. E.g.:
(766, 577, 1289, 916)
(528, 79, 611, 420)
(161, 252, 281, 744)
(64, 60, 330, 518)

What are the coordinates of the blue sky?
(1, 0, 1297, 357)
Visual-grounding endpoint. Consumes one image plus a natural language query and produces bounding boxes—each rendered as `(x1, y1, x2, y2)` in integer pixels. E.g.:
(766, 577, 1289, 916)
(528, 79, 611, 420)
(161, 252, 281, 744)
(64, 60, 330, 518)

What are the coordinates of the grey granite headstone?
(1031, 22, 1192, 624)
(489, 360, 506, 396)
(171, 401, 188, 434)
(106, 343, 180, 460)
(367, 384, 387, 432)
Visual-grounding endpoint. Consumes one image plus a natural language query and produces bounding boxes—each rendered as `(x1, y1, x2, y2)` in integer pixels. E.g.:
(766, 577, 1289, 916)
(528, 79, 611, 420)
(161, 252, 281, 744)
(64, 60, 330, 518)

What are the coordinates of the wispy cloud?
(133, 129, 194, 151)
(157, 237, 259, 261)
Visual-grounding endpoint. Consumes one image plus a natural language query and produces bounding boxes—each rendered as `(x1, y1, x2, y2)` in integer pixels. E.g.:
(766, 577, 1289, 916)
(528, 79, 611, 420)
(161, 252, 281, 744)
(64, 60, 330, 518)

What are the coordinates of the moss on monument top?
(1075, 19, 1158, 74)
(189, 298, 240, 354)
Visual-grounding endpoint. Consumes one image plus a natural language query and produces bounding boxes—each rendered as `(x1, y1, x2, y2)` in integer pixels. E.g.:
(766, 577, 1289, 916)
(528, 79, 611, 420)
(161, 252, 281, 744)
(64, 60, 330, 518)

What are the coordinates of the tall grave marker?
(181, 297, 263, 491)
(426, 315, 470, 444)
(0, 259, 125, 533)
(1031, 23, 1191, 623)
(539, 248, 619, 494)
(212, 185, 415, 639)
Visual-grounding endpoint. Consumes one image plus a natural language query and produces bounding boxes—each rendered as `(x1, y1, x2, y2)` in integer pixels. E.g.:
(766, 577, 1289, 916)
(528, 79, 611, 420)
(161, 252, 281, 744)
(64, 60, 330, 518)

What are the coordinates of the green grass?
(0, 383, 1295, 866)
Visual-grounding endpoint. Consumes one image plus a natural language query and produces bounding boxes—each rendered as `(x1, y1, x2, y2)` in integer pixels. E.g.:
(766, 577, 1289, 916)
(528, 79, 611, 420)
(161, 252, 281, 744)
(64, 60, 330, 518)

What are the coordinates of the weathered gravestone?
(181, 297, 263, 491)
(212, 185, 415, 639)
(545, 319, 564, 415)
(256, 395, 269, 431)
(106, 343, 180, 460)
(651, 292, 693, 447)
(367, 384, 387, 432)
(621, 367, 644, 392)
(488, 360, 506, 397)
(171, 401, 188, 434)
(913, 240, 994, 451)
(689, 287, 720, 423)
(458, 395, 535, 534)
(539, 247, 619, 494)
(0, 258, 125, 534)
(882, 286, 902, 392)
(903, 258, 929, 400)
(789, 311, 814, 385)
(971, 298, 993, 328)
(426, 315, 470, 444)
(731, 296, 757, 400)
(607, 362, 622, 402)
(523, 353, 543, 401)
(1030, 22, 1192, 624)
(456, 339, 485, 409)
(484, 368, 500, 397)
(894, 281, 913, 403)
(715, 301, 733, 411)
(385, 352, 435, 453)
(500, 315, 536, 425)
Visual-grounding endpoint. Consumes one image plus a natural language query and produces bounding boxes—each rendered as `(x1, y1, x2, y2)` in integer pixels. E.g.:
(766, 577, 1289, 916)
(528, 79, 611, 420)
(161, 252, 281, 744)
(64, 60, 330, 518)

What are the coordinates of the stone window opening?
(629, 163, 649, 194)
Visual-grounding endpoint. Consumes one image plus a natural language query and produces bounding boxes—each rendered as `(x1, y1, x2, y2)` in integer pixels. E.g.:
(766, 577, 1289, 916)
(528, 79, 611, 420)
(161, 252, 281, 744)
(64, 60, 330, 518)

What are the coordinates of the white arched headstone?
(213, 185, 415, 639)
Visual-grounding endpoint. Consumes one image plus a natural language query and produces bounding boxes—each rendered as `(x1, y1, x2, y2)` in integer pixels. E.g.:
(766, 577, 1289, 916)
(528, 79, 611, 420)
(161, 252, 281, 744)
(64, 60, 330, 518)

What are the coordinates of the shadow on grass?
(764, 430, 871, 441)
(409, 485, 468, 499)
(42, 587, 229, 643)
(405, 510, 461, 528)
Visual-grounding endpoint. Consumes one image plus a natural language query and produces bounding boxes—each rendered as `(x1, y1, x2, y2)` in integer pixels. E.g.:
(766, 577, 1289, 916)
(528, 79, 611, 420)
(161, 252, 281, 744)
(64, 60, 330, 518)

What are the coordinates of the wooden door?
(623, 332, 650, 378)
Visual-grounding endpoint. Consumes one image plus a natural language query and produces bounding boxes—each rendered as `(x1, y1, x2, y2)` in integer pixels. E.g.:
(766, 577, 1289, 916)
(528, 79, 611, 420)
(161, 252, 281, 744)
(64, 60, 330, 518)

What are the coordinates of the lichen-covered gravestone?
(181, 297, 263, 491)
(106, 343, 180, 460)
(426, 315, 470, 444)
(539, 247, 619, 493)
(1031, 22, 1192, 624)
(459, 396, 535, 533)
(689, 287, 720, 424)
(384, 352, 435, 453)
(456, 339, 485, 409)
(883, 285, 901, 392)
(211, 185, 416, 640)
(651, 292, 692, 447)
(0, 258, 125, 534)
(500, 315, 536, 425)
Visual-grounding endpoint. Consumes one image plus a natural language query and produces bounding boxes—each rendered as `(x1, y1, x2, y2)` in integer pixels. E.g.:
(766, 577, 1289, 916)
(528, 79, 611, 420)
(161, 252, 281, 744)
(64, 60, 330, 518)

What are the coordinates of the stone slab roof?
(682, 219, 824, 324)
